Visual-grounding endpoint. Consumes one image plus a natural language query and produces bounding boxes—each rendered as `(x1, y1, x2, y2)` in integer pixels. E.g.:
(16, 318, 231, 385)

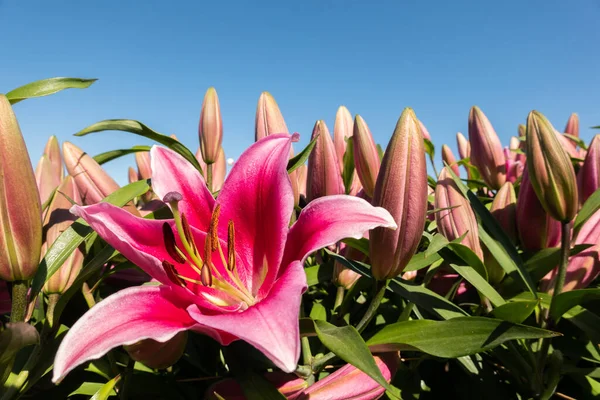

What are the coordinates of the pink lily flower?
(52, 133, 396, 382)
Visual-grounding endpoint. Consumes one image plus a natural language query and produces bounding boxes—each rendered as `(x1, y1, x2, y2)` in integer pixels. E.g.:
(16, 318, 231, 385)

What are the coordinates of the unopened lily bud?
(124, 331, 187, 370)
(353, 115, 381, 198)
(333, 106, 353, 172)
(518, 124, 526, 139)
(504, 148, 524, 184)
(564, 113, 579, 138)
(333, 244, 365, 289)
(370, 108, 428, 280)
(490, 182, 517, 244)
(43, 176, 84, 294)
(442, 145, 460, 176)
(212, 147, 227, 192)
(435, 167, 483, 259)
(468, 106, 506, 189)
(194, 147, 208, 177)
(508, 136, 520, 160)
(578, 135, 600, 206)
(135, 151, 151, 180)
(0, 95, 43, 281)
(128, 167, 138, 184)
(254, 92, 288, 141)
(296, 164, 307, 199)
(306, 120, 344, 201)
(198, 87, 223, 164)
(418, 120, 432, 140)
(516, 168, 562, 251)
(456, 132, 470, 160)
(63, 142, 139, 216)
(35, 155, 60, 205)
(43, 136, 63, 183)
(554, 129, 580, 159)
(206, 372, 308, 400)
(526, 111, 578, 222)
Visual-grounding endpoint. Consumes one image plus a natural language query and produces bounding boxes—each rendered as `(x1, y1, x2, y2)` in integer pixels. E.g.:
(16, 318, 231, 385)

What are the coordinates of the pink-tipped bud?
(564, 113, 580, 138)
(468, 106, 506, 189)
(206, 373, 308, 400)
(35, 155, 60, 205)
(43, 136, 63, 183)
(419, 120, 432, 140)
(123, 331, 187, 370)
(435, 167, 483, 259)
(254, 92, 288, 141)
(490, 182, 517, 244)
(128, 167, 138, 184)
(333, 106, 353, 173)
(442, 145, 460, 176)
(306, 120, 344, 201)
(194, 147, 208, 177)
(504, 148, 524, 184)
(456, 132, 470, 160)
(353, 115, 381, 198)
(212, 147, 227, 192)
(526, 111, 578, 222)
(516, 168, 562, 251)
(333, 244, 365, 289)
(578, 135, 600, 206)
(296, 164, 307, 199)
(0, 95, 43, 281)
(370, 108, 428, 280)
(63, 142, 139, 216)
(198, 87, 223, 164)
(135, 151, 151, 180)
(42, 176, 84, 294)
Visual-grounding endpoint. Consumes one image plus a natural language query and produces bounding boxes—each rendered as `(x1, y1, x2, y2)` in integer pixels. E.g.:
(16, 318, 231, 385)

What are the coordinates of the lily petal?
(52, 286, 197, 383)
(150, 146, 215, 229)
(187, 260, 306, 373)
(282, 195, 397, 269)
(217, 134, 295, 297)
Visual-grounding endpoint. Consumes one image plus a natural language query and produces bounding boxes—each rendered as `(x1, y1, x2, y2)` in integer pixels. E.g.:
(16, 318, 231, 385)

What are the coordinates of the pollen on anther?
(227, 220, 236, 271)
(209, 204, 221, 252)
(162, 260, 187, 288)
(180, 213, 197, 255)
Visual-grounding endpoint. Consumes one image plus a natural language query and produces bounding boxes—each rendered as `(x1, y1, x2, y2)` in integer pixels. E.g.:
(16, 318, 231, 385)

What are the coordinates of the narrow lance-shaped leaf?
(6, 77, 97, 104)
(93, 146, 152, 165)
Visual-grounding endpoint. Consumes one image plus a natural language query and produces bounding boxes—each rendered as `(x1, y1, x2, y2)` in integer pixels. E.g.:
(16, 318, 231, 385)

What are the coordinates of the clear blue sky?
(1, 0, 599, 185)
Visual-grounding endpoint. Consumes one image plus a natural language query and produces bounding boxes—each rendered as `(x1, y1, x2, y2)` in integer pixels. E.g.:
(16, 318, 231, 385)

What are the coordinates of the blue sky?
(1, 0, 599, 185)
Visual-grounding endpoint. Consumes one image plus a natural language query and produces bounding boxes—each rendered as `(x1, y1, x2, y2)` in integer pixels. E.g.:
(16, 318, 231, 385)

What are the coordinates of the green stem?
(299, 305, 313, 366)
(206, 163, 213, 193)
(10, 280, 28, 323)
(82, 282, 96, 309)
(356, 280, 387, 333)
(429, 154, 438, 178)
(334, 286, 345, 311)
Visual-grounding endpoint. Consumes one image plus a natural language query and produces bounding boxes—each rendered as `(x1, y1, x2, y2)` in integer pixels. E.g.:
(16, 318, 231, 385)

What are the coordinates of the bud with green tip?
(525, 110, 578, 222)
(490, 182, 517, 244)
(370, 108, 428, 280)
(352, 115, 380, 198)
(198, 87, 223, 165)
(43, 136, 63, 182)
(435, 167, 483, 259)
(254, 91, 288, 141)
(419, 120, 432, 140)
(564, 113, 579, 138)
(456, 132, 470, 160)
(0, 94, 43, 281)
(306, 120, 344, 201)
(35, 155, 60, 205)
(333, 105, 353, 172)
(42, 176, 84, 294)
(577, 135, 600, 206)
(468, 106, 506, 189)
(442, 144, 460, 176)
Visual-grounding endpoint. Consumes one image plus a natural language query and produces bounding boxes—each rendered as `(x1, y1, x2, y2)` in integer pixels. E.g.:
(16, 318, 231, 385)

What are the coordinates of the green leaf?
(423, 138, 435, 159)
(403, 252, 442, 272)
(342, 138, 356, 194)
(341, 237, 370, 257)
(564, 134, 588, 150)
(93, 146, 151, 165)
(446, 243, 488, 281)
(574, 187, 600, 237)
(425, 234, 450, 258)
(0, 323, 40, 385)
(491, 300, 538, 324)
(75, 119, 202, 173)
(551, 289, 600, 321)
(30, 179, 151, 296)
(449, 263, 505, 307)
(69, 382, 116, 397)
(313, 319, 391, 391)
(235, 371, 287, 400)
(90, 375, 121, 400)
(305, 263, 333, 286)
(6, 77, 97, 104)
(366, 317, 559, 358)
(376, 144, 384, 161)
(287, 135, 318, 174)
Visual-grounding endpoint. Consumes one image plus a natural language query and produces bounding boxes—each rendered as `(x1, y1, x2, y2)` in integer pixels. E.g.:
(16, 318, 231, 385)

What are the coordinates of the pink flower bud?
(353, 115, 381, 198)
(194, 147, 208, 176)
(206, 372, 308, 400)
(456, 132, 470, 160)
(35, 155, 60, 205)
(516, 168, 562, 251)
(123, 331, 187, 370)
(296, 164, 307, 199)
(212, 147, 227, 192)
(419, 120, 432, 140)
(42, 176, 84, 294)
(434, 167, 483, 259)
(135, 151, 151, 180)
(333, 105, 353, 172)
(43, 135, 63, 183)
(490, 182, 517, 244)
(526, 111, 578, 222)
(63, 142, 140, 216)
(127, 167, 138, 184)
(468, 106, 506, 189)
(334, 242, 366, 289)
(564, 113, 579, 138)
(255, 92, 288, 141)
(306, 120, 344, 201)
(370, 108, 427, 280)
(198, 87, 223, 164)
(442, 144, 460, 176)
(0, 95, 42, 281)
(577, 135, 600, 206)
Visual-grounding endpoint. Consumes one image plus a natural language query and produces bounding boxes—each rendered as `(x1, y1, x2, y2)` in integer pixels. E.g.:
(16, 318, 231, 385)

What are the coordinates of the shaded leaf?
(287, 135, 318, 174)
(305, 263, 333, 286)
(6, 77, 96, 104)
(551, 289, 600, 322)
(94, 146, 152, 165)
(491, 300, 538, 324)
(342, 138, 356, 194)
(90, 375, 121, 400)
(0, 323, 40, 385)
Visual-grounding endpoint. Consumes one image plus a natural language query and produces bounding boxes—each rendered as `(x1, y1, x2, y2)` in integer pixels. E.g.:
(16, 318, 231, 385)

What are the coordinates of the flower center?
(161, 192, 256, 308)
